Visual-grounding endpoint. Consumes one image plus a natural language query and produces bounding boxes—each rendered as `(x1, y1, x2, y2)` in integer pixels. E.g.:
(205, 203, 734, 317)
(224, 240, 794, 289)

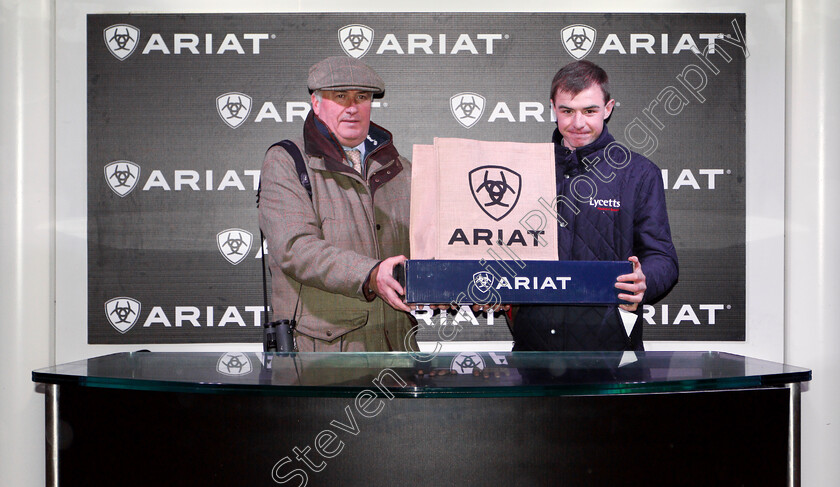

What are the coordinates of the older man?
(258, 56, 413, 352)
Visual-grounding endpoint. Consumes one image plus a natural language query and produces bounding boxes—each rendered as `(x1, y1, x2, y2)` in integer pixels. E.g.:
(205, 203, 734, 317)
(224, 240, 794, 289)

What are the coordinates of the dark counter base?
(54, 385, 790, 486)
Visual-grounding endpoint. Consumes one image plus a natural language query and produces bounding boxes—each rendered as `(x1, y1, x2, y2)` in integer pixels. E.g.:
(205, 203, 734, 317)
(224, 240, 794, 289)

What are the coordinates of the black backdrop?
(89, 13, 746, 343)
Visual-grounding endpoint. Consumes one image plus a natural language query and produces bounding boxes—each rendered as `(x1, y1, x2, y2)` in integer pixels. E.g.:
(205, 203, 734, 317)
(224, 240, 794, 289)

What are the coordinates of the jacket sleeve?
(633, 162, 679, 303)
(258, 143, 379, 300)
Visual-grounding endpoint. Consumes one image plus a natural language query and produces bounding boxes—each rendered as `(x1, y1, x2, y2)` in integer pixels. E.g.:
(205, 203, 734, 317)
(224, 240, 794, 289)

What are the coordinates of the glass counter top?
(32, 351, 811, 398)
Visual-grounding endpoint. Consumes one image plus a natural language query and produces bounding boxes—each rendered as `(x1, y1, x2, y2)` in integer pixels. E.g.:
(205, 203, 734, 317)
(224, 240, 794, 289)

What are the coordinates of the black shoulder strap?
(275, 139, 311, 200)
(258, 140, 308, 342)
(257, 139, 311, 207)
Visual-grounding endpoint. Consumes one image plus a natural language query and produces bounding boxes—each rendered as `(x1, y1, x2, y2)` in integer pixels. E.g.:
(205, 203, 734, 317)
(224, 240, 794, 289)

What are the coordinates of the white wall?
(2, 0, 837, 486)
(786, 0, 840, 485)
(0, 2, 54, 487)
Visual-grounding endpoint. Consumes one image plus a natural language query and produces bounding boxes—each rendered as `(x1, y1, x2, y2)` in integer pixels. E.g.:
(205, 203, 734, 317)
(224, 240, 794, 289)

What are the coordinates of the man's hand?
(369, 255, 411, 312)
(471, 303, 511, 313)
(615, 256, 646, 312)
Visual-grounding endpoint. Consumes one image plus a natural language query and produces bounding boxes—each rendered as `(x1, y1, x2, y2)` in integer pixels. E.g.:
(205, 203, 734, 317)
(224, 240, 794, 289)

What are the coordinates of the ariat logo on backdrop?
(104, 160, 141, 197)
(104, 24, 140, 60)
(561, 24, 597, 60)
(103, 303, 267, 330)
(339, 24, 374, 58)
(560, 25, 729, 58)
(107, 165, 260, 192)
(469, 166, 522, 221)
(643, 303, 727, 325)
(450, 92, 486, 128)
(339, 25, 506, 56)
(217, 352, 253, 376)
(217, 92, 252, 129)
(105, 297, 141, 334)
(217, 229, 253, 265)
(104, 24, 271, 58)
(450, 95, 558, 127)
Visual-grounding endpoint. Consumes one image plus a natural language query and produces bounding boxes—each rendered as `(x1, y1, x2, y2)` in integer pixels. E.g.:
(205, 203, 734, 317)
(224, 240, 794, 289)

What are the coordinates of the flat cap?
(307, 56, 385, 95)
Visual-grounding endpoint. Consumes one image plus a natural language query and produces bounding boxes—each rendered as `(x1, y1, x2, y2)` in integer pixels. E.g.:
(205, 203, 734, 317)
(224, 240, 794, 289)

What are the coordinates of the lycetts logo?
(589, 197, 621, 211)
(105, 297, 141, 334)
(338, 24, 374, 58)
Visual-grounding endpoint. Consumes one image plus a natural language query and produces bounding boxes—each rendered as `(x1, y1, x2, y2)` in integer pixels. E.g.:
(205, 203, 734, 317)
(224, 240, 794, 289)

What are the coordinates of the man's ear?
(310, 93, 320, 116)
(604, 98, 616, 118)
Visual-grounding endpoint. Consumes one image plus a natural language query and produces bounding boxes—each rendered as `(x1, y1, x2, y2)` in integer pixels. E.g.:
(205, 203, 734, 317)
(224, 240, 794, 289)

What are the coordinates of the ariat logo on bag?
(469, 165, 522, 221)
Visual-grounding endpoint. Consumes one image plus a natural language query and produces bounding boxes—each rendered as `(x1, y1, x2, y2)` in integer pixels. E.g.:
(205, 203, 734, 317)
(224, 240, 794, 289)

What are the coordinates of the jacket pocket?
(296, 308, 369, 343)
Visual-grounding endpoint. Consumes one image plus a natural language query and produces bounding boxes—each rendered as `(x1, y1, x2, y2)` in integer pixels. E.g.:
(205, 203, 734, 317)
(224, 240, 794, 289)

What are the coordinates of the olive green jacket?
(258, 112, 414, 351)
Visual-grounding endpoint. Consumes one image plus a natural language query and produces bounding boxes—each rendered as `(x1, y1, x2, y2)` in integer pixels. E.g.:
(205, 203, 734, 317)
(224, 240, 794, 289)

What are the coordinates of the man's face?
(551, 84, 615, 150)
(311, 90, 372, 147)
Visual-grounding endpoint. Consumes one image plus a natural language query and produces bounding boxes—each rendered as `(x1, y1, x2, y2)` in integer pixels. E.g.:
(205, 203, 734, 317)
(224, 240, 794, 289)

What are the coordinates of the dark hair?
(550, 60, 611, 104)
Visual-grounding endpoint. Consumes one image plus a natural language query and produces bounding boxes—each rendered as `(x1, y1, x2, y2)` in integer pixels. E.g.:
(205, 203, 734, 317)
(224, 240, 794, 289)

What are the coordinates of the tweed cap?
(307, 56, 385, 95)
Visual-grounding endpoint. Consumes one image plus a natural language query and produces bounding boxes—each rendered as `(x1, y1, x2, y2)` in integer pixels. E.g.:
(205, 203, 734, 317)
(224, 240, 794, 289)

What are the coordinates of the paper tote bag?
(411, 137, 558, 261)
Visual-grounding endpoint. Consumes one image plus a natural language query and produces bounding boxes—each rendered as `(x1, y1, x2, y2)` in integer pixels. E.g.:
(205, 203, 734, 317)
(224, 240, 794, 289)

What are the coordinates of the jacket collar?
(553, 124, 616, 169)
(303, 111, 401, 174)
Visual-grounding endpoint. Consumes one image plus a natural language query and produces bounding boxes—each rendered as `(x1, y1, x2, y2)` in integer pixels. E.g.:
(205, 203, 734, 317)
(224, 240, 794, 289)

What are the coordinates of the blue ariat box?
(401, 260, 633, 305)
